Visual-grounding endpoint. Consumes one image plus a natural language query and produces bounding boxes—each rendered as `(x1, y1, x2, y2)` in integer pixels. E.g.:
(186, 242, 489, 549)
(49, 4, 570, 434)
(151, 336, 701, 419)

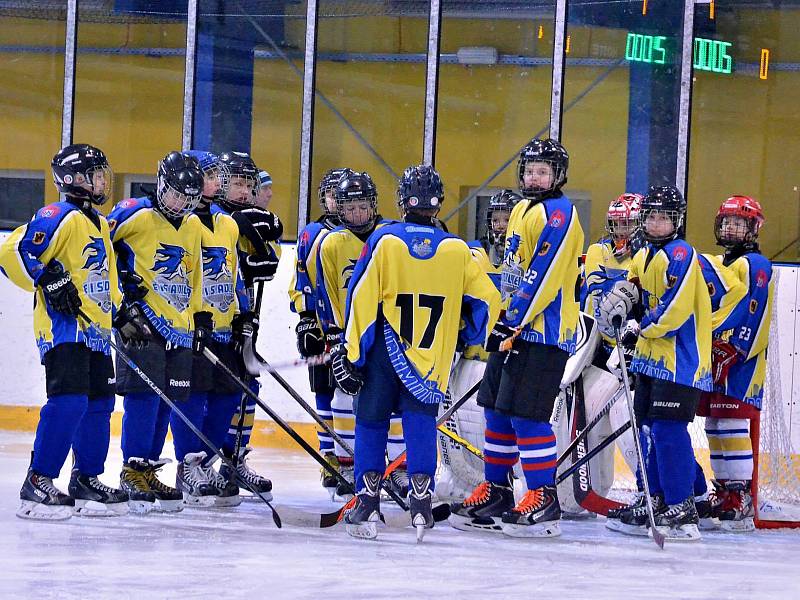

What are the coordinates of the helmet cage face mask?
(52, 144, 114, 205)
(486, 206, 512, 248)
(516, 139, 569, 200)
(224, 172, 259, 208)
(606, 194, 641, 256)
(714, 196, 764, 247)
(157, 178, 202, 219)
(78, 164, 114, 206)
(640, 208, 683, 244)
(205, 162, 230, 201)
(336, 195, 378, 233)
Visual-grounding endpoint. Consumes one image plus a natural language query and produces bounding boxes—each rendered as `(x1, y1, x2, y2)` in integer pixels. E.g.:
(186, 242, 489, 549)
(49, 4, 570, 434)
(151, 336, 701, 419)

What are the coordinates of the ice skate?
(384, 466, 409, 499)
(220, 446, 272, 502)
(144, 459, 183, 513)
(408, 474, 434, 543)
(17, 468, 74, 521)
(695, 480, 727, 531)
(606, 494, 664, 536)
(69, 469, 128, 516)
(448, 474, 514, 533)
(202, 456, 242, 507)
(335, 458, 355, 502)
(120, 458, 157, 514)
(344, 471, 382, 540)
(501, 485, 562, 538)
(717, 481, 755, 533)
(321, 452, 340, 500)
(652, 496, 701, 541)
(176, 452, 217, 507)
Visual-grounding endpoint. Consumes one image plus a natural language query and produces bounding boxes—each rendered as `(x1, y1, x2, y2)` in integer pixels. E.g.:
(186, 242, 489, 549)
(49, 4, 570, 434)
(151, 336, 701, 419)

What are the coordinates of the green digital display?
(693, 37, 733, 74)
(625, 33, 667, 65)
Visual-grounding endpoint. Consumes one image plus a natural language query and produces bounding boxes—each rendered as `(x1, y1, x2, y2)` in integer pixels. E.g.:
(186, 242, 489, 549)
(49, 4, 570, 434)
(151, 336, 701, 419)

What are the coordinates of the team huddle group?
(0, 137, 772, 544)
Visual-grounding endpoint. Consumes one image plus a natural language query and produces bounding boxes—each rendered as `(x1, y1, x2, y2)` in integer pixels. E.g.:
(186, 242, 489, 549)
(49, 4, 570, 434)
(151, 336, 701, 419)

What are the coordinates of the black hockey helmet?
(517, 138, 569, 201)
(640, 185, 686, 244)
(218, 151, 260, 211)
(486, 189, 521, 248)
(318, 168, 351, 216)
(334, 171, 378, 234)
(397, 164, 444, 215)
(155, 151, 204, 219)
(51, 143, 113, 205)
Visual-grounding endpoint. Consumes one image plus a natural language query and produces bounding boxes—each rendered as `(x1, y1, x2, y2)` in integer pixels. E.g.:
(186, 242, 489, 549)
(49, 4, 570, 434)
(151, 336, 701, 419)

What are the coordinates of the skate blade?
(153, 499, 184, 513)
(501, 520, 561, 538)
(345, 521, 378, 540)
(127, 499, 155, 515)
(652, 523, 701, 541)
(447, 513, 503, 533)
(605, 519, 649, 537)
(181, 493, 217, 508)
(719, 518, 754, 533)
(562, 510, 597, 521)
(699, 517, 720, 531)
(73, 499, 128, 517)
(213, 495, 243, 508)
(240, 490, 273, 503)
(16, 501, 72, 521)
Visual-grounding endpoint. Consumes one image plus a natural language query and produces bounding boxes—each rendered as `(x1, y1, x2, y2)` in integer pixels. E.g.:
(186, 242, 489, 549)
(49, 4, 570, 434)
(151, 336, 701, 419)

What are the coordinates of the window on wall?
(561, 1, 688, 247)
(195, 0, 306, 239)
(310, 1, 427, 228)
(436, 2, 556, 241)
(688, 3, 800, 262)
(72, 4, 188, 214)
(0, 11, 65, 214)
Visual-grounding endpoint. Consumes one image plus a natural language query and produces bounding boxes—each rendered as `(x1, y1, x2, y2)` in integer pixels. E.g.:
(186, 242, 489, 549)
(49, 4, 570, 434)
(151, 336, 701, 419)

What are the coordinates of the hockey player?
(697, 196, 771, 532)
(315, 170, 397, 499)
(109, 151, 206, 514)
(290, 168, 346, 492)
(598, 185, 712, 541)
(254, 170, 273, 209)
(450, 138, 584, 538)
(334, 164, 501, 540)
(435, 189, 520, 502)
(0, 144, 134, 520)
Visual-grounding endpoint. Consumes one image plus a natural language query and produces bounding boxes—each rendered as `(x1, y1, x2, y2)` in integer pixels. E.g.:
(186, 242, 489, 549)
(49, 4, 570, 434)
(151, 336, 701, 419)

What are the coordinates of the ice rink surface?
(1, 431, 798, 600)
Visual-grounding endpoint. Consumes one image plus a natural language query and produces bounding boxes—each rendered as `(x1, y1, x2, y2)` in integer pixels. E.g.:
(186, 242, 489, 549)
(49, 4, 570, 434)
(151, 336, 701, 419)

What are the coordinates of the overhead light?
(456, 46, 499, 65)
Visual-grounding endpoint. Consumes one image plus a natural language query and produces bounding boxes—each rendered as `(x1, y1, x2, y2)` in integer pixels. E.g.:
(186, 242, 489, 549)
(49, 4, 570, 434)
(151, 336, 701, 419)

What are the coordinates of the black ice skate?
(335, 458, 355, 502)
(17, 467, 74, 521)
(176, 452, 218, 508)
(120, 458, 157, 514)
(385, 466, 410, 499)
(220, 446, 272, 502)
(606, 494, 664, 536)
(69, 469, 129, 516)
(652, 496, 701, 541)
(408, 473, 434, 543)
(344, 471, 382, 540)
(606, 491, 644, 520)
(448, 474, 514, 533)
(695, 479, 727, 531)
(321, 452, 340, 498)
(501, 485, 562, 538)
(202, 457, 242, 507)
(717, 480, 755, 533)
(144, 459, 183, 513)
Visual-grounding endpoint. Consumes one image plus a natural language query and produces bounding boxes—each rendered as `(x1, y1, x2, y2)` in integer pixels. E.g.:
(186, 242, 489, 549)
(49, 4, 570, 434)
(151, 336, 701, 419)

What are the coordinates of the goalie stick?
(76, 310, 283, 528)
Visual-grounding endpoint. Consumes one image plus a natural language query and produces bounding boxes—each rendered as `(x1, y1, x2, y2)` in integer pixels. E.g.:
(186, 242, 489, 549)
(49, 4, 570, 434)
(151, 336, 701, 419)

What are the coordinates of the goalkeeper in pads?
(331, 165, 500, 541)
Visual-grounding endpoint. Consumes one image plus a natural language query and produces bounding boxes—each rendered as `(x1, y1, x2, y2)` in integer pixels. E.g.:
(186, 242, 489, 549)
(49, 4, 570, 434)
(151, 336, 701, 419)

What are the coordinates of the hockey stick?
(614, 322, 665, 549)
(437, 424, 483, 460)
(76, 310, 282, 528)
(556, 421, 631, 484)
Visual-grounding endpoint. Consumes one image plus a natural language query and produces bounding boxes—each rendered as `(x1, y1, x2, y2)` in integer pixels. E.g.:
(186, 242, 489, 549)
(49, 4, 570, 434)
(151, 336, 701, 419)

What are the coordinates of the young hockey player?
(450, 138, 584, 538)
(333, 164, 501, 540)
(315, 170, 398, 500)
(0, 144, 134, 520)
(254, 170, 273, 209)
(290, 168, 345, 492)
(435, 189, 520, 502)
(109, 151, 205, 514)
(697, 196, 771, 532)
(599, 185, 712, 541)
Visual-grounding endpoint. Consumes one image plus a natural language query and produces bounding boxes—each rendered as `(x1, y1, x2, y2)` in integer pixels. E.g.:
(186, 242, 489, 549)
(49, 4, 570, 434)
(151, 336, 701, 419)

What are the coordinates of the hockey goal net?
(609, 268, 800, 528)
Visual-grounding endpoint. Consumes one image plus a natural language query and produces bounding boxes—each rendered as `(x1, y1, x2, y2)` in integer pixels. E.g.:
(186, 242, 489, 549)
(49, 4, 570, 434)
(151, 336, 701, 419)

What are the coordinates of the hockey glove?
(295, 312, 325, 358)
(484, 321, 518, 353)
(231, 311, 258, 357)
(241, 252, 279, 285)
(113, 302, 153, 349)
(192, 311, 214, 356)
(233, 208, 284, 245)
(119, 269, 148, 303)
(330, 344, 364, 396)
(38, 262, 82, 316)
(711, 339, 739, 384)
(598, 280, 639, 333)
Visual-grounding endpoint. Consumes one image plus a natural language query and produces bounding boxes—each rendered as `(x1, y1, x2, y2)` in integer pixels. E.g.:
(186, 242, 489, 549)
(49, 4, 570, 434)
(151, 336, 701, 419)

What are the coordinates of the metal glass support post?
(549, 0, 568, 141)
(61, 0, 78, 147)
(297, 0, 320, 233)
(182, 0, 199, 152)
(423, 0, 442, 166)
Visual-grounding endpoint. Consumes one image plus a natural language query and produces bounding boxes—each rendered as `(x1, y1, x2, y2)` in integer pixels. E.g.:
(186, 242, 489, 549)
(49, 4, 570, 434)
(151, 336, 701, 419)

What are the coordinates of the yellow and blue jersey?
(580, 238, 632, 346)
(343, 221, 501, 404)
(316, 220, 390, 334)
(108, 197, 203, 348)
(500, 195, 584, 353)
(0, 201, 121, 361)
(198, 203, 249, 342)
(715, 252, 774, 409)
(289, 218, 333, 315)
(697, 253, 748, 334)
(627, 240, 712, 391)
(463, 241, 502, 362)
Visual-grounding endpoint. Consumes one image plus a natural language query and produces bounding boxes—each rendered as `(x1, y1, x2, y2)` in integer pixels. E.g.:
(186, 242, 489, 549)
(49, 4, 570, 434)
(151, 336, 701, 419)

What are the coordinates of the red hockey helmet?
(714, 195, 765, 247)
(606, 193, 642, 256)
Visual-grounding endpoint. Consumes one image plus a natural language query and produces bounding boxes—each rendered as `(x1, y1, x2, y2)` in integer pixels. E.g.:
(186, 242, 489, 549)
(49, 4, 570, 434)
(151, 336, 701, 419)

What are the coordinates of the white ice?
(1, 430, 798, 600)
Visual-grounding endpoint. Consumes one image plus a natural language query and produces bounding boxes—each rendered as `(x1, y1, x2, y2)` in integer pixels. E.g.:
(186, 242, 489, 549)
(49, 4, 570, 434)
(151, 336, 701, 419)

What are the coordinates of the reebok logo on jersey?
(107, 377, 116, 385)
(170, 379, 190, 388)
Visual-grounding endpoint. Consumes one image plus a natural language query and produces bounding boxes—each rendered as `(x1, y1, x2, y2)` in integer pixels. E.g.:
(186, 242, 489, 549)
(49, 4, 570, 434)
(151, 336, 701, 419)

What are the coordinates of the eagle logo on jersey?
(32, 232, 46, 245)
(151, 243, 192, 311)
(538, 241, 551, 256)
(82, 236, 112, 313)
(341, 258, 358, 289)
(202, 246, 234, 312)
(410, 237, 433, 259)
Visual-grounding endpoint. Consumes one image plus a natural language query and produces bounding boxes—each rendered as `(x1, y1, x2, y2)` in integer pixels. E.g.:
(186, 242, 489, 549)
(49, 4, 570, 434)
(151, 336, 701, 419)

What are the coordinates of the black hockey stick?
(76, 310, 282, 528)
(556, 421, 631, 484)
